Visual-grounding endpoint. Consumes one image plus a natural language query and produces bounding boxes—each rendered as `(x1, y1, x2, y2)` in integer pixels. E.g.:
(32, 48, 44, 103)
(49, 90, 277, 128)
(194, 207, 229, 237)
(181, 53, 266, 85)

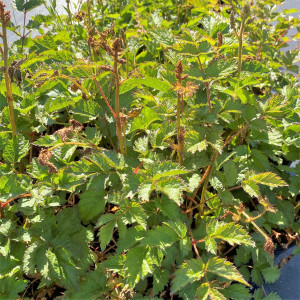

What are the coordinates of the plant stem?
(197, 56, 211, 112)
(29, 132, 34, 164)
(237, 3, 250, 77)
(1, 193, 32, 208)
(176, 92, 183, 165)
(0, 9, 17, 137)
(190, 229, 201, 259)
(21, 10, 26, 53)
(48, 142, 98, 152)
(59, 74, 91, 98)
(92, 77, 116, 117)
(103, 117, 117, 152)
(66, 0, 72, 25)
(86, 0, 92, 59)
(114, 55, 124, 154)
(240, 210, 269, 240)
(237, 19, 246, 77)
(199, 151, 218, 215)
(223, 124, 248, 149)
(186, 185, 242, 214)
(126, 50, 129, 77)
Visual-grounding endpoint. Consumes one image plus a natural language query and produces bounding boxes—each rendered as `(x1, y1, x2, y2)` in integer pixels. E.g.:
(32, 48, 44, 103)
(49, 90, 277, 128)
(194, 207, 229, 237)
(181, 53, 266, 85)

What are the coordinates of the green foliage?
(0, 276, 28, 300)
(205, 219, 254, 254)
(0, 0, 299, 298)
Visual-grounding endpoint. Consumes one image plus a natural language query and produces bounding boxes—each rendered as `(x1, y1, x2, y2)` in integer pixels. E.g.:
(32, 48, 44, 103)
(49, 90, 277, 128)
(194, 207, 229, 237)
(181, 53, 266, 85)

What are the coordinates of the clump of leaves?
(0, 0, 299, 299)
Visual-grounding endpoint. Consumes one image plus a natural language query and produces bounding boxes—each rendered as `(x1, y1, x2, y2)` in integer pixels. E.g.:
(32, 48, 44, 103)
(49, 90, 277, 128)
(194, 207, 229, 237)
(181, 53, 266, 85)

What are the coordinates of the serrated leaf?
(33, 134, 60, 146)
(164, 220, 187, 239)
(47, 248, 78, 288)
(96, 213, 116, 227)
(71, 65, 94, 78)
(125, 247, 148, 288)
(79, 190, 106, 224)
(175, 42, 199, 56)
(263, 292, 281, 300)
(64, 267, 108, 299)
(138, 180, 153, 202)
(155, 195, 182, 219)
(3, 135, 30, 163)
(87, 151, 125, 173)
(153, 268, 170, 295)
(134, 136, 149, 154)
(209, 288, 227, 300)
(24, 0, 44, 11)
(224, 160, 238, 187)
(205, 59, 237, 79)
(23, 242, 39, 274)
(247, 172, 287, 187)
(205, 220, 255, 253)
(150, 29, 175, 46)
(261, 266, 280, 283)
(98, 220, 116, 251)
(242, 180, 260, 197)
(139, 224, 179, 247)
(0, 132, 10, 151)
(34, 35, 57, 50)
(42, 49, 74, 62)
(117, 226, 145, 253)
(24, 208, 93, 288)
(187, 140, 208, 154)
(206, 257, 250, 286)
(252, 267, 263, 285)
(0, 255, 19, 276)
(204, 236, 218, 254)
(101, 254, 125, 273)
(129, 202, 148, 229)
(0, 276, 28, 299)
(72, 99, 101, 121)
(120, 78, 171, 94)
(221, 283, 251, 300)
(195, 282, 209, 299)
(130, 106, 162, 132)
(171, 258, 205, 293)
(150, 161, 189, 180)
(46, 96, 79, 113)
(54, 172, 85, 192)
(15, 0, 26, 11)
(156, 177, 185, 205)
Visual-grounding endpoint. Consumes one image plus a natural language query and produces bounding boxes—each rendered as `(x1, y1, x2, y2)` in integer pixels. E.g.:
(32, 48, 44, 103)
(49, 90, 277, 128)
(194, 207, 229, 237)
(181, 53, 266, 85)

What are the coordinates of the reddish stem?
(93, 76, 117, 118)
(223, 124, 248, 148)
(1, 193, 32, 208)
(134, 161, 143, 174)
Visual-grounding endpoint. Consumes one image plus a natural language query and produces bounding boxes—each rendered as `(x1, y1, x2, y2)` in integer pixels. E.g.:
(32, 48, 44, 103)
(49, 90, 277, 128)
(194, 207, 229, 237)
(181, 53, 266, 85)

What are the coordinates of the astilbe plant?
(0, 0, 299, 299)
